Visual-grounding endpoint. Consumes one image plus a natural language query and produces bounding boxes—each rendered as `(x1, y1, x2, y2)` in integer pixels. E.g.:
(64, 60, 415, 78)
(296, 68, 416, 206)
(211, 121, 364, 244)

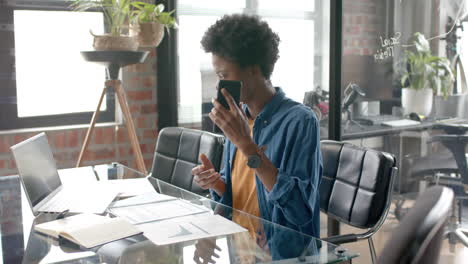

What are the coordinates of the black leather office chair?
(378, 186, 454, 264)
(405, 123, 468, 248)
(150, 127, 225, 195)
(320, 140, 398, 264)
(408, 123, 468, 186)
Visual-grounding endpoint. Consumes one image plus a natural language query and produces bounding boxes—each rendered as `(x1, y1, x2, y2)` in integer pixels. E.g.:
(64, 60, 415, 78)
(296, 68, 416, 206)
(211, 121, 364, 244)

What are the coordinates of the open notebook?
(34, 213, 142, 249)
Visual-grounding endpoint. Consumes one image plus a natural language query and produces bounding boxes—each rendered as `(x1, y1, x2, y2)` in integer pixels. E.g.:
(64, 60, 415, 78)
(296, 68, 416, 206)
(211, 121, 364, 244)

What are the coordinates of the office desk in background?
(0, 163, 358, 264)
(321, 117, 468, 194)
(320, 117, 467, 140)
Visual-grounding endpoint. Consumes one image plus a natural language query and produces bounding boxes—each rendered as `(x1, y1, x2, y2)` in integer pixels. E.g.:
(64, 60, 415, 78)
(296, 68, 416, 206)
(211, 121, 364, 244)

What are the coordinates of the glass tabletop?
(0, 163, 359, 263)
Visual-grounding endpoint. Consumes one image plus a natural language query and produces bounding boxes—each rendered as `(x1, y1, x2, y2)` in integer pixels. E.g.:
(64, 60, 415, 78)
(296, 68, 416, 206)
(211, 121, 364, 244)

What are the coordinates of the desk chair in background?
(405, 123, 468, 249)
(150, 127, 225, 196)
(341, 83, 366, 131)
(378, 186, 454, 264)
(320, 140, 397, 264)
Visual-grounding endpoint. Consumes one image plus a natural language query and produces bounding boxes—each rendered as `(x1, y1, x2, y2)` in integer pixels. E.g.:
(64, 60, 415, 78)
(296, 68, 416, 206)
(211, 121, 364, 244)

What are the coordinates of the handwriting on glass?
(374, 32, 401, 61)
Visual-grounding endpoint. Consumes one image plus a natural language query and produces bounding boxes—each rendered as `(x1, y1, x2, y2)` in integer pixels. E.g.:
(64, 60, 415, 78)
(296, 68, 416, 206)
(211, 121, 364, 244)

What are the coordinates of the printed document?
(139, 214, 247, 245)
(110, 192, 176, 208)
(109, 199, 208, 224)
(58, 166, 98, 186)
(97, 178, 156, 197)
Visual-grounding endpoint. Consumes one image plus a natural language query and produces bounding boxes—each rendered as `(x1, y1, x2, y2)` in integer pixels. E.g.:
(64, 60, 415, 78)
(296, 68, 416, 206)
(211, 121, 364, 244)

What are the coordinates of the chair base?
(455, 228, 468, 246)
(446, 200, 468, 252)
(447, 228, 468, 248)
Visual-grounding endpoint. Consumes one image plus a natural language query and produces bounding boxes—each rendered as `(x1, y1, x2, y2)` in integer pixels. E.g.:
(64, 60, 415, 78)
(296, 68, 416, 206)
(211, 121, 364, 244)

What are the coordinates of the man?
(192, 14, 322, 260)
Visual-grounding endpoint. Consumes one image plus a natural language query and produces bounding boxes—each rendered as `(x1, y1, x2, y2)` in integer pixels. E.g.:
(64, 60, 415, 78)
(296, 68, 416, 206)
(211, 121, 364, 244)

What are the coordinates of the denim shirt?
(211, 87, 322, 259)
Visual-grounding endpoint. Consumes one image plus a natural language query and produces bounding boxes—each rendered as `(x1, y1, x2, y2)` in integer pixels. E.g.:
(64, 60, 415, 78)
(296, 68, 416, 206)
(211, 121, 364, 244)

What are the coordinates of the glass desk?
(0, 164, 359, 263)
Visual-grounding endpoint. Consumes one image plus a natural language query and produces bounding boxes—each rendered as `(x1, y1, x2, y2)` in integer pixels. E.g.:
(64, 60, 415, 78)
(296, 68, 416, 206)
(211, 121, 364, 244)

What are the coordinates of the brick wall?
(0, 48, 158, 176)
(0, 176, 22, 235)
(341, 0, 396, 101)
(343, 0, 385, 56)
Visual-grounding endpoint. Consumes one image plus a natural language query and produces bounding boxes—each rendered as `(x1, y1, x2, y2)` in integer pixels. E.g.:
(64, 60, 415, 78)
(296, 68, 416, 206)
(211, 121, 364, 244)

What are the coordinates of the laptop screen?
(10, 133, 62, 208)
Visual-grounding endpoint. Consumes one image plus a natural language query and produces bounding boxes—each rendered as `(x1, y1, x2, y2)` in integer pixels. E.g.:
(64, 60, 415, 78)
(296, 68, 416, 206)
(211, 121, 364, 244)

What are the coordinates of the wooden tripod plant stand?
(76, 51, 149, 175)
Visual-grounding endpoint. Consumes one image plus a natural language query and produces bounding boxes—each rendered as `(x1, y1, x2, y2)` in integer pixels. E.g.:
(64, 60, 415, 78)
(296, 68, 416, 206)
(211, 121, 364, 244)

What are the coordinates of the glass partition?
(336, 0, 468, 260)
(337, 0, 468, 192)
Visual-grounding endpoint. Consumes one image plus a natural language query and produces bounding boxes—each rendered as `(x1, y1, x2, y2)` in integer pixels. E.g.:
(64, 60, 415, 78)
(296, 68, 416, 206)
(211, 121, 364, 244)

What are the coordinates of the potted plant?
(130, 2, 178, 48)
(70, 0, 139, 51)
(399, 32, 454, 116)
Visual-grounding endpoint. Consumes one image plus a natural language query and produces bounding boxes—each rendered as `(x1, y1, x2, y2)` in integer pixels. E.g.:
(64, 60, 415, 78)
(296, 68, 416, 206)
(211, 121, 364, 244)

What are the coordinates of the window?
(174, 0, 329, 128)
(0, 1, 114, 130)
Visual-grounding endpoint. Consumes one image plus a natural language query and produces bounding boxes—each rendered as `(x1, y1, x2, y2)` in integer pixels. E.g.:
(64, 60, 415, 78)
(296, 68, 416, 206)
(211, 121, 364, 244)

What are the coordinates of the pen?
(91, 165, 100, 181)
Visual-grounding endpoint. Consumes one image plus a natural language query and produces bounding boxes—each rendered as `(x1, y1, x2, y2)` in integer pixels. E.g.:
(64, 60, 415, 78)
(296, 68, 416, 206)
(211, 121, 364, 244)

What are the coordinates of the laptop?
(10, 133, 118, 216)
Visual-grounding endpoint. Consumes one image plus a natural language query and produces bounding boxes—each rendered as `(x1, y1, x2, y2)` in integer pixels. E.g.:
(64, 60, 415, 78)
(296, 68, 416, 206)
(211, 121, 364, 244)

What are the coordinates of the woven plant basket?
(132, 22, 165, 48)
(92, 33, 139, 51)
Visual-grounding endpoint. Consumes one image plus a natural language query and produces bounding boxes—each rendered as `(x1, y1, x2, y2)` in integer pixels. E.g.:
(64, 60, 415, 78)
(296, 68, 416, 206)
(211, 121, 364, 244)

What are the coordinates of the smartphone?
(217, 80, 242, 110)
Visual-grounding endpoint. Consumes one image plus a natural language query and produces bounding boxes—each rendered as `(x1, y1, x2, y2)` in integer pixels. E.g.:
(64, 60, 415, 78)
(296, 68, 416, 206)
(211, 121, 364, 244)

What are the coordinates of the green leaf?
(413, 32, 430, 53)
(399, 32, 454, 96)
(401, 74, 409, 87)
(69, 0, 134, 36)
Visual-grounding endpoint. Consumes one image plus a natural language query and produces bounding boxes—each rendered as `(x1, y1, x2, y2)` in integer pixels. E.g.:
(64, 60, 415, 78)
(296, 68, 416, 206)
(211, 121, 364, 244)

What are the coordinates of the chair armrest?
(322, 234, 358, 245)
(430, 135, 468, 143)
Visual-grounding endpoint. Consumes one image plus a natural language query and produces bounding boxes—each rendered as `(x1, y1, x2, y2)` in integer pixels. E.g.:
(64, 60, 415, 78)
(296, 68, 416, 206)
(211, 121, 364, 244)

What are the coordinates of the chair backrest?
(320, 140, 397, 229)
(378, 186, 454, 264)
(431, 132, 468, 184)
(150, 127, 225, 195)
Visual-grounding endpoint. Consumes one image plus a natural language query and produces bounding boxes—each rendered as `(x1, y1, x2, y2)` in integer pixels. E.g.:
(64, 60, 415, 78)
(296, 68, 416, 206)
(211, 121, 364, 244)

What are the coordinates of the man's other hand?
(192, 154, 225, 196)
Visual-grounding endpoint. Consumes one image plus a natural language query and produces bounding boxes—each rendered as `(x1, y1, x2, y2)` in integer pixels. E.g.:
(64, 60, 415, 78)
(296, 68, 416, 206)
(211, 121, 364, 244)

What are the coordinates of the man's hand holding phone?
(192, 154, 225, 196)
(216, 80, 241, 110)
(210, 86, 255, 156)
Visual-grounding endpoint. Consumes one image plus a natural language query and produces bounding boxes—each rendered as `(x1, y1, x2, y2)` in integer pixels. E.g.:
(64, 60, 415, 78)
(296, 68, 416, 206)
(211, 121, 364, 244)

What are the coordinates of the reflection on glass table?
(1, 163, 359, 263)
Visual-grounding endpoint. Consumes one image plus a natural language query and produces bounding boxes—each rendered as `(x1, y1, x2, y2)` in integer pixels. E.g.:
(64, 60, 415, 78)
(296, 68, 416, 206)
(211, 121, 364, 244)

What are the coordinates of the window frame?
(0, 0, 115, 130)
(156, 0, 325, 129)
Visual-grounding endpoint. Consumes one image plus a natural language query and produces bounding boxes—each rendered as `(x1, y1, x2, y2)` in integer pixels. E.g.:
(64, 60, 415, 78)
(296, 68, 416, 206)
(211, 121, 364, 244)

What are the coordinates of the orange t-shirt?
(231, 119, 260, 237)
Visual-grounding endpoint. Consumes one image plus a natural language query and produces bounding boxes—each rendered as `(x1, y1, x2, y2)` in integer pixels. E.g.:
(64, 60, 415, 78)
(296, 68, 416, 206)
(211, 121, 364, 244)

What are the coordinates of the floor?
(319, 198, 468, 264)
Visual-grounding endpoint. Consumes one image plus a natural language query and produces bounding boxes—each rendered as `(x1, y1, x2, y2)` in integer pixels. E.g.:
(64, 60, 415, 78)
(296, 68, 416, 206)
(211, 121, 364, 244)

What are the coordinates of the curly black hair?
(201, 14, 280, 79)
